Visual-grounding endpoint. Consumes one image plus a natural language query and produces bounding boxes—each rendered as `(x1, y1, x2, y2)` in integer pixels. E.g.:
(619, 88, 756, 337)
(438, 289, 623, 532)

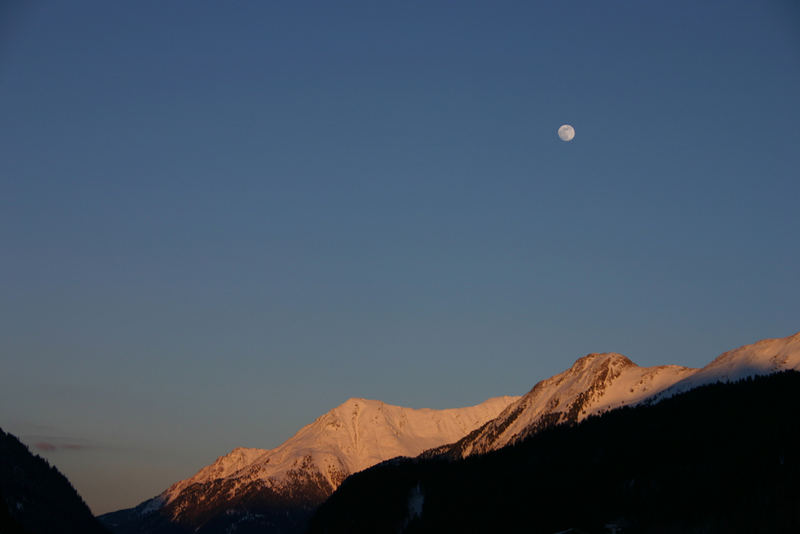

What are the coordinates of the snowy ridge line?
(154, 395, 518, 517)
(431, 331, 800, 459)
(653, 330, 800, 401)
(108, 330, 800, 528)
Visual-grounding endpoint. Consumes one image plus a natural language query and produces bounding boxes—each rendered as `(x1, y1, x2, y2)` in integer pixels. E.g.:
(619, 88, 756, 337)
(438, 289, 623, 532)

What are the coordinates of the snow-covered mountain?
(102, 331, 800, 534)
(100, 396, 517, 533)
(432, 331, 800, 459)
(308, 372, 800, 534)
(163, 395, 516, 505)
(429, 353, 696, 458)
(657, 330, 800, 399)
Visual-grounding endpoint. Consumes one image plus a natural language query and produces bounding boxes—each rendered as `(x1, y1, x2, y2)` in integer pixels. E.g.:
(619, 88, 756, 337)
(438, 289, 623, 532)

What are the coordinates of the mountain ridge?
(309, 370, 800, 533)
(427, 331, 800, 460)
(100, 395, 517, 533)
(427, 351, 696, 458)
(655, 330, 800, 399)
(102, 331, 800, 534)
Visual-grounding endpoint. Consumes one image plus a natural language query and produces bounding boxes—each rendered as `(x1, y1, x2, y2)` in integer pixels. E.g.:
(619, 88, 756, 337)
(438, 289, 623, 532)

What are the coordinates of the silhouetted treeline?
(309, 372, 800, 533)
(0, 428, 108, 534)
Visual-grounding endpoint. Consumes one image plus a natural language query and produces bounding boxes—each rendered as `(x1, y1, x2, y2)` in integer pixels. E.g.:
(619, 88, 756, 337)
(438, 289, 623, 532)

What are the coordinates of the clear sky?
(1, 0, 799, 515)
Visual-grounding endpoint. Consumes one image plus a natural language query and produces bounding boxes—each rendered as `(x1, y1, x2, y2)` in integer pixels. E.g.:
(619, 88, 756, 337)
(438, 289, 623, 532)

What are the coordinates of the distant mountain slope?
(426, 353, 695, 458)
(657, 330, 800, 398)
(100, 396, 517, 534)
(309, 371, 800, 533)
(0, 428, 108, 534)
(430, 331, 800, 459)
(104, 331, 800, 534)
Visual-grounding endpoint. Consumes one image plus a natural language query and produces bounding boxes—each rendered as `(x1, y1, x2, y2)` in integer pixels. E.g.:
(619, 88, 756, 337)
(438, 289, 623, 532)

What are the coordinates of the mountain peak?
(441, 332, 800, 461)
(440, 352, 693, 458)
(339, 397, 377, 406)
(132, 394, 518, 530)
(100, 331, 800, 534)
(332, 397, 383, 413)
(568, 352, 637, 375)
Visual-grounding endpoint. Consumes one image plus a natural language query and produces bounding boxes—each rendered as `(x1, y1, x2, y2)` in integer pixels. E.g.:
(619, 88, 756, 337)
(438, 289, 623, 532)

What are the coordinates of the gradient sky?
(1, 1, 799, 515)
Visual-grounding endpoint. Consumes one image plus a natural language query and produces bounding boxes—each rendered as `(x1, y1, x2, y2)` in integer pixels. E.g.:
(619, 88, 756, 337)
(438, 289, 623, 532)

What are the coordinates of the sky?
(1, 0, 799, 515)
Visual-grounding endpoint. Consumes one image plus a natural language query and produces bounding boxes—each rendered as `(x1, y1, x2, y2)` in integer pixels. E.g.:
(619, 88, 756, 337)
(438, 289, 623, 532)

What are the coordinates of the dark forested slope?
(0, 428, 108, 534)
(309, 372, 800, 534)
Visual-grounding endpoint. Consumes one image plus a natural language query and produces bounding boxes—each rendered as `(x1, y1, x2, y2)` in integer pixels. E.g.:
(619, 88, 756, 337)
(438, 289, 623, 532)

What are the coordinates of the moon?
(558, 124, 575, 142)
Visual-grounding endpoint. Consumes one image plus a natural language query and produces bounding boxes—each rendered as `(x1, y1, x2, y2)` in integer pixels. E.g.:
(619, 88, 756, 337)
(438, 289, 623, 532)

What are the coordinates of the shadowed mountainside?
(309, 371, 800, 533)
(0, 428, 108, 534)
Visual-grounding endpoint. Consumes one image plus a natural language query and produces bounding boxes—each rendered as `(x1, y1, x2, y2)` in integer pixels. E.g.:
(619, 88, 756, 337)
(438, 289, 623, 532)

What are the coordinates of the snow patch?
(407, 483, 424, 520)
(139, 495, 165, 515)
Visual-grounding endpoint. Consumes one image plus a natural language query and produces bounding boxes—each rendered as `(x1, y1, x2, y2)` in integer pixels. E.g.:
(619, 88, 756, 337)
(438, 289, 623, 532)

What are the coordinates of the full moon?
(558, 124, 575, 142)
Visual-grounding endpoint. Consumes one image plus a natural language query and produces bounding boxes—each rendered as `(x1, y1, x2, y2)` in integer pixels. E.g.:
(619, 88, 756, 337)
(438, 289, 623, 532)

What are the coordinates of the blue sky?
(1, 1, 799, 514)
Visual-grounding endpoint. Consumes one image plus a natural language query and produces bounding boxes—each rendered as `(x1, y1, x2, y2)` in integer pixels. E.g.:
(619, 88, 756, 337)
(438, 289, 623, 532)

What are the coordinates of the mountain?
(428, 331, 800, 459)
(309, 371, 800, 533)
(426, 353, 696, 459)
(103, 331, 800, 533)
(0, 428, 109, 534)
(657, 330, 800, 398)
(100, 396, 517, 534)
